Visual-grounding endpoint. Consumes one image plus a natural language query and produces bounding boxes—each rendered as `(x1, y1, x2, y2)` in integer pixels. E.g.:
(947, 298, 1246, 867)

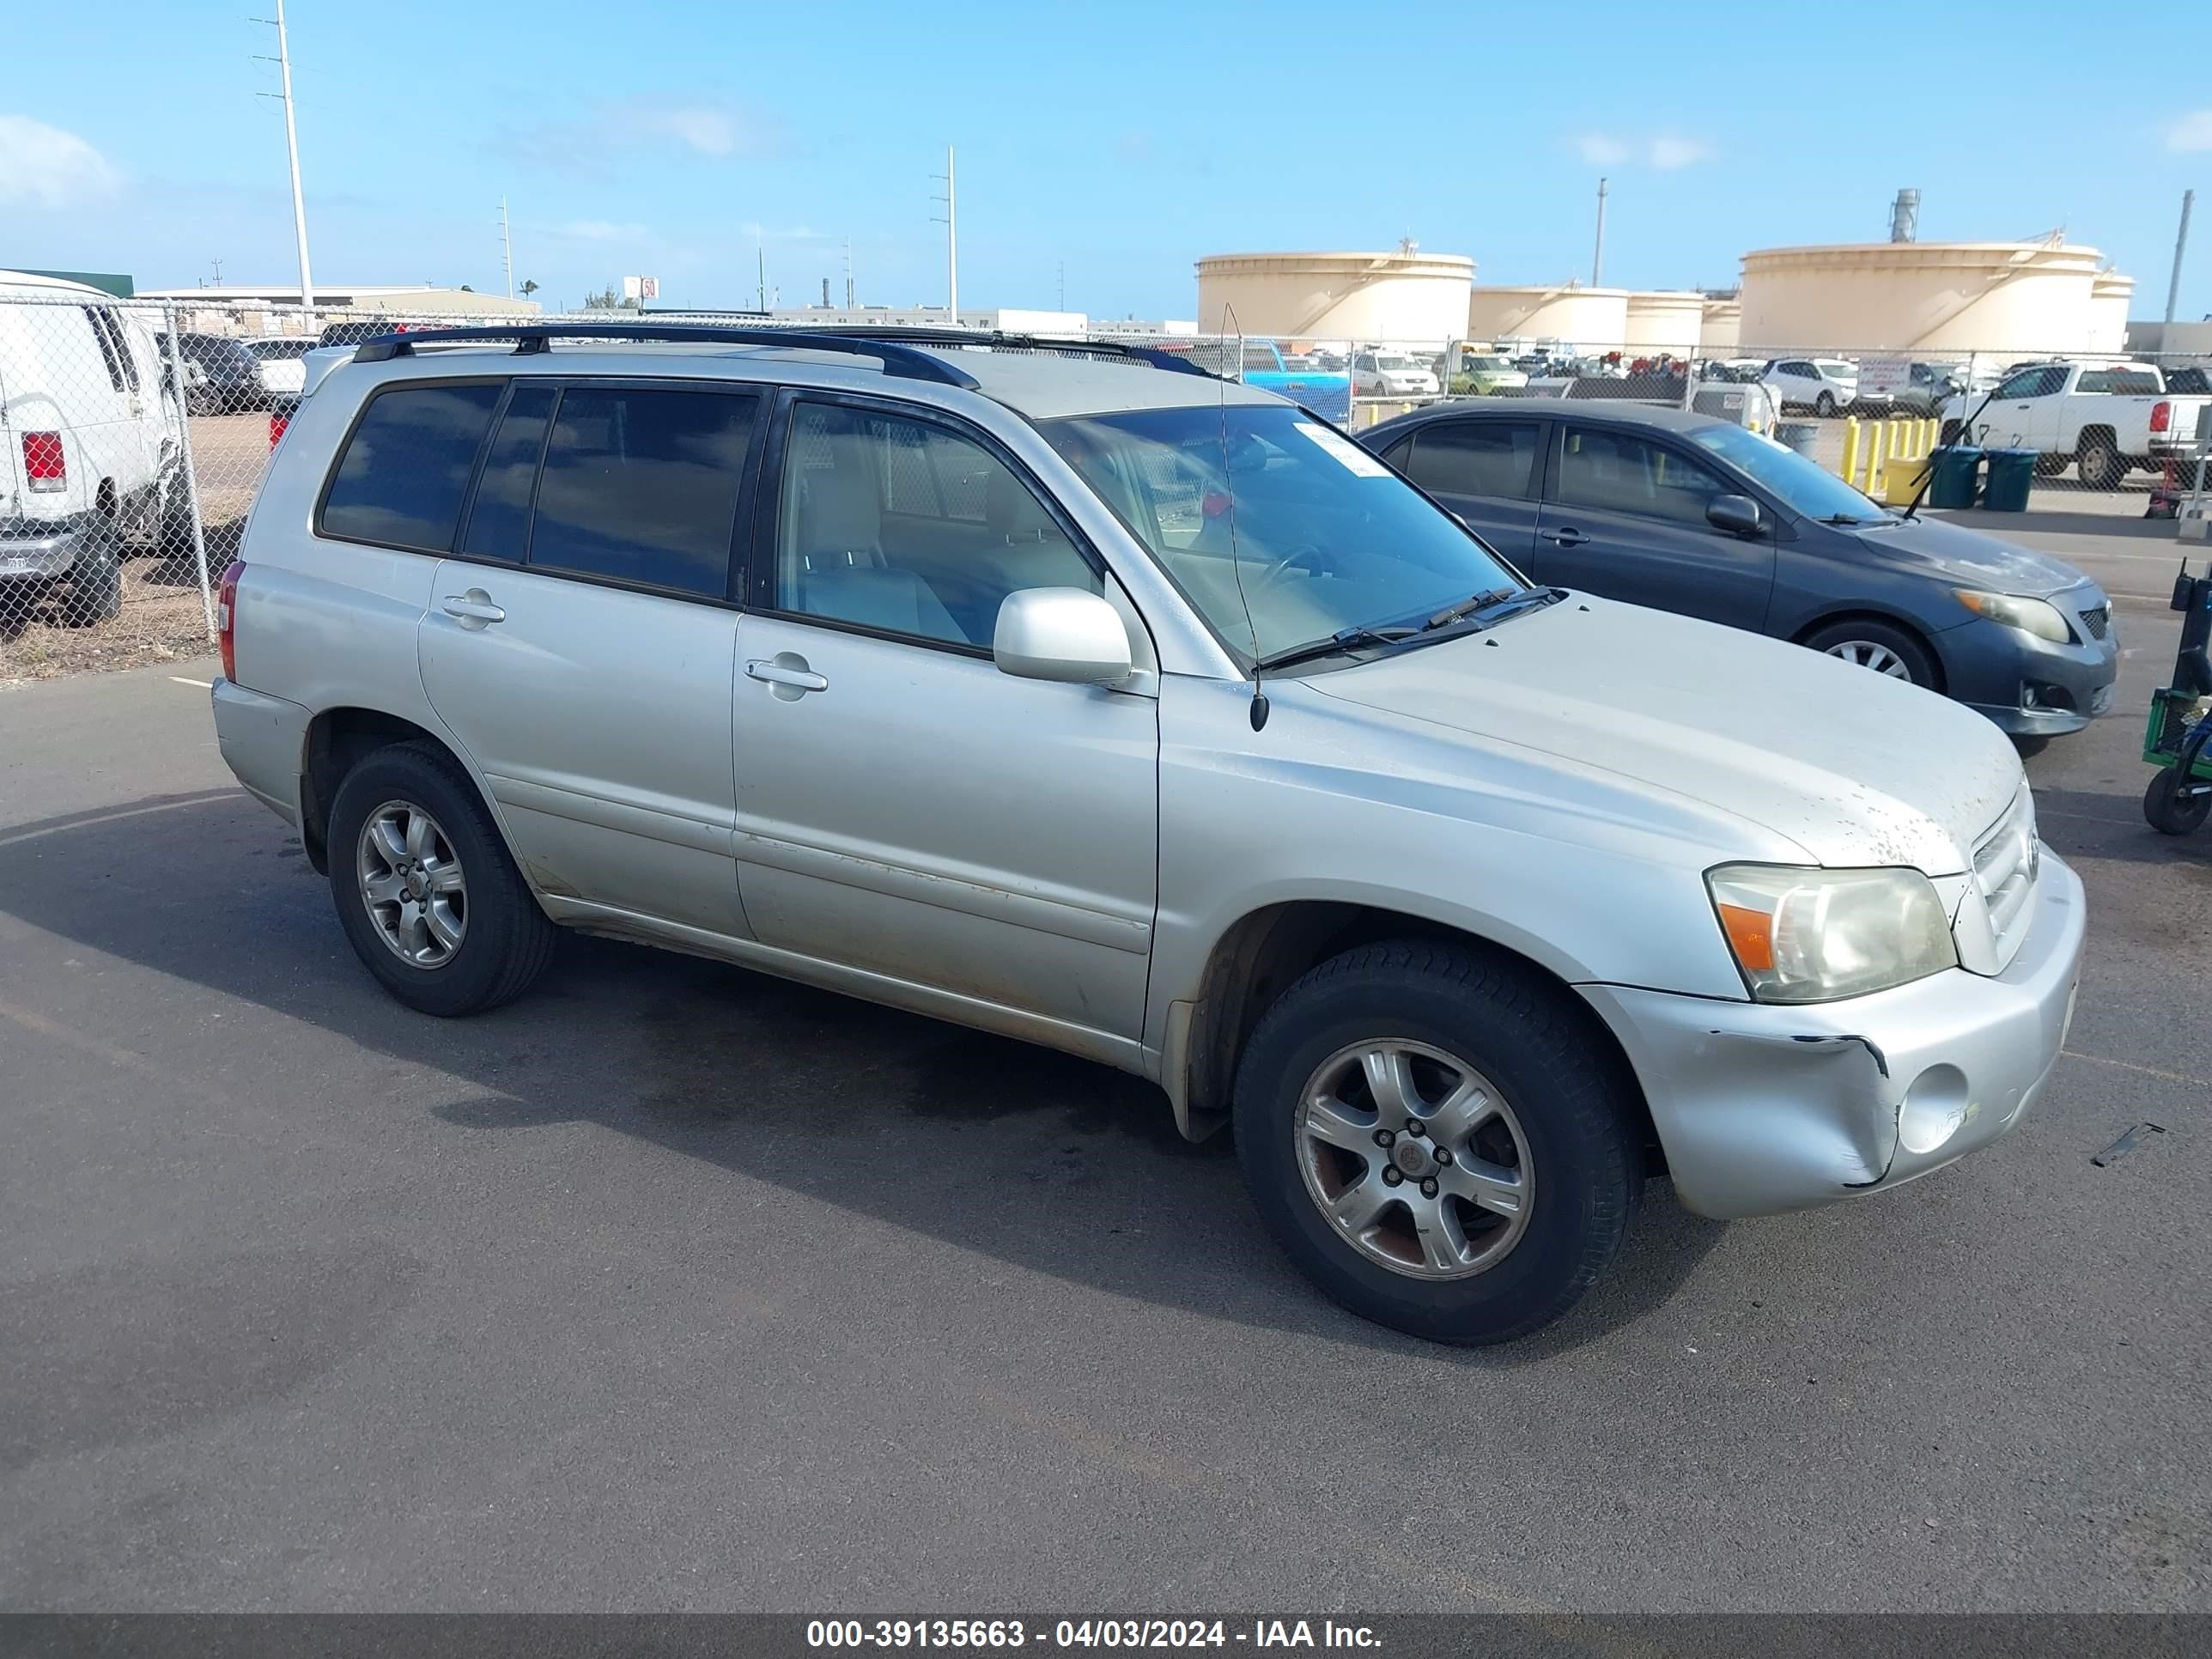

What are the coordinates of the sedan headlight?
(1954, 589, 2071, 643)
(1707, 865, 1957, 1004)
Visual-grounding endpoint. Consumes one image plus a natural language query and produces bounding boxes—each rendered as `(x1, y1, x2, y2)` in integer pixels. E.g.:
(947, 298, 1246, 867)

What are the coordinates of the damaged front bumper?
(1580, 852, 2086, 1220)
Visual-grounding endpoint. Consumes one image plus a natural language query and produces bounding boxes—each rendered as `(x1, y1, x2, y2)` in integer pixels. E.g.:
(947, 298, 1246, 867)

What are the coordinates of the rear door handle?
(1540, 528, 1590, 547)
(746, 657, 829, 695)
(441, 592, 506, 627)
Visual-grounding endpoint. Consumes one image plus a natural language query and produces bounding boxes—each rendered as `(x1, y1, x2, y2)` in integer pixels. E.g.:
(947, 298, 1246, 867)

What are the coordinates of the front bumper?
(0, 516, 94, 581)
(1580, 852, 2085, 1220)
(1943, 612, 2119, 737)
(211, 677, 311, 828)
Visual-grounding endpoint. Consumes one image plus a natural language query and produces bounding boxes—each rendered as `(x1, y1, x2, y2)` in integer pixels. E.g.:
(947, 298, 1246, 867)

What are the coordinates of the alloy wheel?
(1824, 640, 1912, 679)
(356, 799, 467, 968)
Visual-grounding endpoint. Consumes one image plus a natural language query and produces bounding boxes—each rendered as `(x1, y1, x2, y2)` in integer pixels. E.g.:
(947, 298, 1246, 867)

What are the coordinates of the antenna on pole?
(499, 197, 514, 300)
(251, 0, 315, 309)
(757, 236, 767, 313)
(1592, 177, 1608, 287)
(931, 146, 959, 325)
(844, 238, 854, 307)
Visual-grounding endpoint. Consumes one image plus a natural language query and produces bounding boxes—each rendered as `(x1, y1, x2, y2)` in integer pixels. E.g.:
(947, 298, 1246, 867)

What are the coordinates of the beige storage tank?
(1698, 298, 1741, 355)
(1194, 250, 1475, 342)
(2086, 270, 2134, 355)
(1737, 240, 2117, 355)
(1622, 290, 1704, 353)
(1465, 283, 1627, 347)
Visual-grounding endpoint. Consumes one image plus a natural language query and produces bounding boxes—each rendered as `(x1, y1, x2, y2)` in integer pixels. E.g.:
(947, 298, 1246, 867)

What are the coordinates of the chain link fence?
(7, 295, 2209, 681)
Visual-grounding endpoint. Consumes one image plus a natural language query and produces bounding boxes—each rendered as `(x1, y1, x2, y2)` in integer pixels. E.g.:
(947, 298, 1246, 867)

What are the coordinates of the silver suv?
(212, 324, 2086, 1344)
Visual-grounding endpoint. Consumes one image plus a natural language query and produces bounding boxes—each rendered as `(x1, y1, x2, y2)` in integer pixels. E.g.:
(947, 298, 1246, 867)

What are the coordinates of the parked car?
(1764, 357, 1862, 416)
(1451, 352, 1529, 395)
(159, 331, 264, 413)
(213, 324, 2085, 1346)
(1889, 362, 1970, 416)
(1352, 350, 1441, 398)
(1940, 360, 2212, 489)
(1361, 399, 2118, 750)
(0, 270, 187, 625)
(1173, 339, 1353, 423)
(242, 336, 313, 400)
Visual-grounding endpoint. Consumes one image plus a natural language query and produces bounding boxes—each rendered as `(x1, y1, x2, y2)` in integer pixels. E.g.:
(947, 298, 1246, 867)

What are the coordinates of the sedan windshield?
(1042, 404, 1523, 664)
(1689, 422, 1887, 525)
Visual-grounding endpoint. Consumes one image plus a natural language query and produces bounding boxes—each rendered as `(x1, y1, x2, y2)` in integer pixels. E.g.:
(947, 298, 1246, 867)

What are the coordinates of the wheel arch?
(301, 707, 479, 875)
(1790, 607, 1948, 694)
(1169, 899, 1662, 1172)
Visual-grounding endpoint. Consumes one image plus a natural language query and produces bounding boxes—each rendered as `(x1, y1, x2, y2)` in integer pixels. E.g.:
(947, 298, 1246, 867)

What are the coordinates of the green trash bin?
(1982, 447, 2037, 513)
(1927, 445, 1983, 509)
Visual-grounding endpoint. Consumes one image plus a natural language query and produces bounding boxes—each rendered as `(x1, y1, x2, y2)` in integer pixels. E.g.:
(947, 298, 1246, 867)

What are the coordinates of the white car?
(0, 270, 187, 626)
(1353, 351, 1440, 397)
(242, 336, 313, 398)
(1765, 358, 1863, 416)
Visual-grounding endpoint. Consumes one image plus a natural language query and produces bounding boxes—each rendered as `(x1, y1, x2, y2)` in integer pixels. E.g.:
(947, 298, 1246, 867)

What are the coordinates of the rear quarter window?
(318, 381, 504, 552)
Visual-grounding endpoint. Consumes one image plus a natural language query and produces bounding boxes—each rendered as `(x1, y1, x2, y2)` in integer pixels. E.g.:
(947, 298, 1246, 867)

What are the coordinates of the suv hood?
(1841, 514, 2090, 598)
(1309, 597, 2021, 874)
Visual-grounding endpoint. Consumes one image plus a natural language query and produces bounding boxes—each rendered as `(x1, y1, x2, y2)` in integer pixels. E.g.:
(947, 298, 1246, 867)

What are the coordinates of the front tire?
(1803, 617, 1938, 688)
(1814, 391, 1838, 417)
(2078, 434, 2126, 490)
(325, 740, 556, 1015)
(1232, 940, 1642, 1346)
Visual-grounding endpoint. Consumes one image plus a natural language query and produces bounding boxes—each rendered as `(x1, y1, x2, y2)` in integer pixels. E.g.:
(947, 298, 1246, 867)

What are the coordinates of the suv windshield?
(1042, 404, 1522, 663)
(1687, 422, 1887, 525)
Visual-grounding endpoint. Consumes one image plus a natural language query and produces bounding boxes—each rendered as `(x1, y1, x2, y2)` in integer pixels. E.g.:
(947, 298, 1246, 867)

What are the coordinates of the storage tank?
(1737, 240, 2111, 355)
(2086, 270, 2134, 355)
(1622, 291, 1704, 353)
(1194, 250, 1475, 342)
(1464, 283, 1628, 348)
(1698, 298, 1741, 355)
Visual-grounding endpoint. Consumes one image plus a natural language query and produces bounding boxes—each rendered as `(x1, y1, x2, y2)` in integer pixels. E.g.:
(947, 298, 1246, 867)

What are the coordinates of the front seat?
(793, 436, 964, 644)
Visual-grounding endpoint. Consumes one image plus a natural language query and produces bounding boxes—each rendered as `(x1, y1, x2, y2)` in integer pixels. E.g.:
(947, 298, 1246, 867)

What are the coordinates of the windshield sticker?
(1292, 420, 1391, 478)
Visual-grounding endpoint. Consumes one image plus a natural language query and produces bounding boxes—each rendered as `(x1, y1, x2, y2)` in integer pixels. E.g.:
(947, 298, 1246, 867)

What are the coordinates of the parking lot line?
(2061, 1048, 2209, 1089)
(168, 675, 213, 688)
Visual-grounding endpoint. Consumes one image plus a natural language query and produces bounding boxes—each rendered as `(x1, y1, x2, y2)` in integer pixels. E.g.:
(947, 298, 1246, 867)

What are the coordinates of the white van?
(0, 270, 187, 624)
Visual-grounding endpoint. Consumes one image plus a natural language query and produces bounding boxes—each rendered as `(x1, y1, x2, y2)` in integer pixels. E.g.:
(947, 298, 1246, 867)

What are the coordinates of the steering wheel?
(1244, 543, 1326, 599)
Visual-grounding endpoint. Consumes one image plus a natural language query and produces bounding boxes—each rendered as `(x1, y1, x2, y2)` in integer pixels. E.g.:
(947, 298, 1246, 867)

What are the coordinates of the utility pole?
(1592, 177, 1608, 288)
(2163, 189, 2195, 356)
(253, 0, 315, 310)
(757, 239, 767, 313)
(932, 146, 959, 325)
(211, 256, 224, 287)
(1057, 259, 1066, 312)
(499, 198, 514, 300)
(843, 238, 854, 307)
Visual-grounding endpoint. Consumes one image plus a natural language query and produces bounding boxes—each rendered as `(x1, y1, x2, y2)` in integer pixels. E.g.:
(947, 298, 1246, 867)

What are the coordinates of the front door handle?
(746, 656, 829, 697)
(1540, 528, 1590, 547)
(441, 591, 506, 628)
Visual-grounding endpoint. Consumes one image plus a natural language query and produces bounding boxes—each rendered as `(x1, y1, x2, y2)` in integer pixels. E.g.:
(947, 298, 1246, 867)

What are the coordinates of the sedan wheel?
(1823, 639, 1913, 678)
(1296, 1038, 1534, 1279)
(356, 799, 467, 968)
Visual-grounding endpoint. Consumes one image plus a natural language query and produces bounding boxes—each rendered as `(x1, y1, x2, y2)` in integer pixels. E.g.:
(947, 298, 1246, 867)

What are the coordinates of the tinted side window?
(461, 384, 556, 562)
(1405, 421, 1541, 500)
(775, 401, 1098, 649)
(528, 386, 756, 597)
(320, 381, 503, 552)
(1556, 428, 1729, 527)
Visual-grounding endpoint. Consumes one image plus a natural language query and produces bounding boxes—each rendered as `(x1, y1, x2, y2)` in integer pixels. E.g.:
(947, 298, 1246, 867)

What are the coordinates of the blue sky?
(8, 0, 2209, 323)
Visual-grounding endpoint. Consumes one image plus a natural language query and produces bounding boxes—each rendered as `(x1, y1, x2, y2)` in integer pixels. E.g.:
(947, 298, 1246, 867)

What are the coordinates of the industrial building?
(136, 283, 544, 334)
(1194, 249, 1476, 342)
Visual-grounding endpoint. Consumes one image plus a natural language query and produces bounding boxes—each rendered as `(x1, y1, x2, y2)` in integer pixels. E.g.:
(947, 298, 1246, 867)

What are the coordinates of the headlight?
(1706, 865, 1957, 1003)
(1954, 589, 2071, 643)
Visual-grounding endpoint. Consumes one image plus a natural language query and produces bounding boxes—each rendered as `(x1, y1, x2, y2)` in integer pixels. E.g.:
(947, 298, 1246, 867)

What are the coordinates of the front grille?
(2077, 603, 2109, 641)
(1972, 787, 2039, 968)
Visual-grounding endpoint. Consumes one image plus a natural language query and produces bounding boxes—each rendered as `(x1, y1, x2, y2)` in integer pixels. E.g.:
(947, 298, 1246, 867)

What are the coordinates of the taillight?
(217, 559, 245, 683)
(21, 431, 65, 491)
(269, 409, 289, 449)
(2150, 401, 2172, 434)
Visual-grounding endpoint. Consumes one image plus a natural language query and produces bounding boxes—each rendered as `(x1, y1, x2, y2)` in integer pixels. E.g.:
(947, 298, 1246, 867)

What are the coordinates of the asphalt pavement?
(2, 501, 2207, 1613)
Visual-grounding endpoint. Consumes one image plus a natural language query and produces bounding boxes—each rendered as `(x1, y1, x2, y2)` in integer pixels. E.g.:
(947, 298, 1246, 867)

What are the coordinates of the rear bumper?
(1582, 854, 2085, 1220)
(0, 516, 94, 580)
(211, 678, 310, 828)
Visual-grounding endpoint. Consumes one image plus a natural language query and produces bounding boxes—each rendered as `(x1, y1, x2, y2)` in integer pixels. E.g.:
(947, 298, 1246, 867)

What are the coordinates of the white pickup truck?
(1942, 360, 2212, 489)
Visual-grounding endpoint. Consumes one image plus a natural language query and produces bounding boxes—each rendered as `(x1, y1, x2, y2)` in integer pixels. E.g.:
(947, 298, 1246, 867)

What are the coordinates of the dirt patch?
(0, 556, 218, 685)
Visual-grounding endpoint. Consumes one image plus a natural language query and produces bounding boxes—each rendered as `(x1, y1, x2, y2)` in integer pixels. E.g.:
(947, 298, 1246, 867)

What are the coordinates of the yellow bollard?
(1840, 419, 1860, 486)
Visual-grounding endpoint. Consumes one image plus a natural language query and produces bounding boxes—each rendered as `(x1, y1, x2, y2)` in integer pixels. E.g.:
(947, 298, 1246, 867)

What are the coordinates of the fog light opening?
(1897, 1064, 1972, 1156)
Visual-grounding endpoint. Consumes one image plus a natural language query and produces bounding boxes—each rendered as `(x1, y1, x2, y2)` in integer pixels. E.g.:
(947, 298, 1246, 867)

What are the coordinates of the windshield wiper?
(1820, 513, 1866, 525)
(1252, 622, 1419, 673)
(1424, 586, 1565, 630)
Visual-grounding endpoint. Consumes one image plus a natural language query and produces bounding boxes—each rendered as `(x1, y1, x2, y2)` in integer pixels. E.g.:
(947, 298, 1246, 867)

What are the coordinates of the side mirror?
(1706, 494, 1763, 537)
(994, 587, 1132, 685)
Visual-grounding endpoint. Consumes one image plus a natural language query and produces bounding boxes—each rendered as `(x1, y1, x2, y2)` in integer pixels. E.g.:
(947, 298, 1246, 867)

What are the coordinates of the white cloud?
(1648, 134, 1715, 169)
(502, 97, 775, 173)
(1575, 132, 1631, 166)
(0, 114, 121, 208)
(647, 106, 740, 157)
(2169, 109, 2212, 152)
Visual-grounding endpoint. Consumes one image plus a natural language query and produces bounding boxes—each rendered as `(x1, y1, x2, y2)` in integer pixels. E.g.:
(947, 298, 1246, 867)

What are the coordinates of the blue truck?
(1169, 339, 1355, 425)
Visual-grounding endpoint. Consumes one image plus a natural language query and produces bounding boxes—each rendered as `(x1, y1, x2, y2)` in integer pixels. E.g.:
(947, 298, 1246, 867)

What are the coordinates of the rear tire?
(58, 529, 122, 628)
(325, 740, 556, 1016)
(1814, 391, 1838, 417)
(1803, 617, 1938, 689)
(1232, 940, 1642, 1346)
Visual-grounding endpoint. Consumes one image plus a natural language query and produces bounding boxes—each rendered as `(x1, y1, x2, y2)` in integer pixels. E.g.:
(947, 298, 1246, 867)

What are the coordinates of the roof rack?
(788, 325, 1217, 380)
(349, 323, 982, 388)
